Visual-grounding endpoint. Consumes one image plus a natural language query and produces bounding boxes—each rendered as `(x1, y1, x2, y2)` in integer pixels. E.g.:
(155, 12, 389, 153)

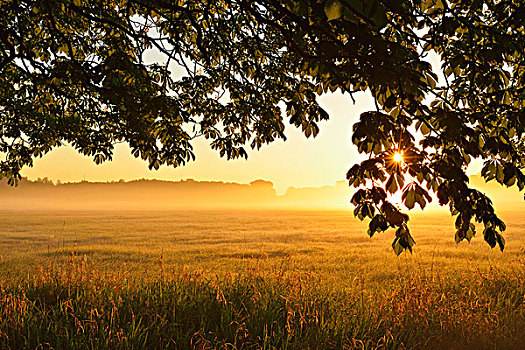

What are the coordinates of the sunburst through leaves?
(393, 152, 404, 163)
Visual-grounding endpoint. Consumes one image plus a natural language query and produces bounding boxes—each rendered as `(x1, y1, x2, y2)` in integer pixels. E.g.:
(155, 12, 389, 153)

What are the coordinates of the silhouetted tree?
(1, 0, 523, 253)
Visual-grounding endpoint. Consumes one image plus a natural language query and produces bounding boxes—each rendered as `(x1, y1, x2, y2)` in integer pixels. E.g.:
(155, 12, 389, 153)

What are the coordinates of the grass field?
(0, 209, 524, 349)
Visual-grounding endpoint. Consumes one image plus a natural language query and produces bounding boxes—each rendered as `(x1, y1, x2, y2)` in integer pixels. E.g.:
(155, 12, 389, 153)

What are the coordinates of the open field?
(1, 209, 524, 284)
(0, 209, 524, 349)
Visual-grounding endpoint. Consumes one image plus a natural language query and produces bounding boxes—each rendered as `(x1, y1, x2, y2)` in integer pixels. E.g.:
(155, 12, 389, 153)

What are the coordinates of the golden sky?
(16, 86, 523, 210)
(22, 91, 383, 194)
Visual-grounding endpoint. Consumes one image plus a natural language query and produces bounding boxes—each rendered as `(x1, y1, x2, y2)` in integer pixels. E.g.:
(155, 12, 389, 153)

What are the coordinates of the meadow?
(0, 209, 524, 349)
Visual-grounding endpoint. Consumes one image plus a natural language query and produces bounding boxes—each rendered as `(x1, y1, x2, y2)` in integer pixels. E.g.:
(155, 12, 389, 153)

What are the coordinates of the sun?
(393, 151, 404, 163)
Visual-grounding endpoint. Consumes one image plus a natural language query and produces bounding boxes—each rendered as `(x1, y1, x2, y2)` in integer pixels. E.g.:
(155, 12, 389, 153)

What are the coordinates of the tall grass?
(0, 254, 524, 349)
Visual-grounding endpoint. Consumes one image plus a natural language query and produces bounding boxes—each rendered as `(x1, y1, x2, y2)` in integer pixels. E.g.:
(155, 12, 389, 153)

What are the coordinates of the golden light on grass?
(393, 151, 404, 163)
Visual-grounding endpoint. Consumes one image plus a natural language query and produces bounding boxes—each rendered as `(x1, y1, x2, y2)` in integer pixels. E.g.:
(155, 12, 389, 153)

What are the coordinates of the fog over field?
(0, 175, 522, 212)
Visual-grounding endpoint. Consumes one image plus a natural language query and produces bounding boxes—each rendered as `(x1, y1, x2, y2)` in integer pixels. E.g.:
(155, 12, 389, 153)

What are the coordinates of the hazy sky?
(22, 91, 381, 194)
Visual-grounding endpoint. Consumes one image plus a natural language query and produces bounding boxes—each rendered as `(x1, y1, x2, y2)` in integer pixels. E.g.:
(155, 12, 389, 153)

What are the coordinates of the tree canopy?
(1, 0, 524, 254)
